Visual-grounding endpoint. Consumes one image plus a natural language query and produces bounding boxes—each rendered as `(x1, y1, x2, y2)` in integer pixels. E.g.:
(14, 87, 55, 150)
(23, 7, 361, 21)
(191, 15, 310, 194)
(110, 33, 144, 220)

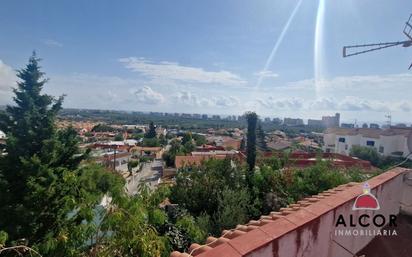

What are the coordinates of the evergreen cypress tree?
(0, 54, 168, 257)
(245, 112, 257, 172)
(256, 123, 267, 151)
(0, 53, 89, 247)
(145, 121, 157, 138)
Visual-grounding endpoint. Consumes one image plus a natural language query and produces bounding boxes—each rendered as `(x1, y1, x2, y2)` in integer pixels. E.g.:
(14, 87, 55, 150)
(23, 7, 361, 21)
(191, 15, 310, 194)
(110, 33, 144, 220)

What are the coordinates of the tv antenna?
(343, 14, 412, 69)
(385, 114, 392, 127)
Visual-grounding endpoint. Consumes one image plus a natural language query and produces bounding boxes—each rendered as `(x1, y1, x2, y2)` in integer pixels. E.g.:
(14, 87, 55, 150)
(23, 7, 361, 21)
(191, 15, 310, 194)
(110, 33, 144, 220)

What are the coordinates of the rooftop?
(325, 127, 412, 139)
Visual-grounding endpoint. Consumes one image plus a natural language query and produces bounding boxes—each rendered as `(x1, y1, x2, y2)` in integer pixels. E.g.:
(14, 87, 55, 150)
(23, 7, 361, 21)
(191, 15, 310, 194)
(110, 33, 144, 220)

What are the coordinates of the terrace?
(170, 167, 412, 257)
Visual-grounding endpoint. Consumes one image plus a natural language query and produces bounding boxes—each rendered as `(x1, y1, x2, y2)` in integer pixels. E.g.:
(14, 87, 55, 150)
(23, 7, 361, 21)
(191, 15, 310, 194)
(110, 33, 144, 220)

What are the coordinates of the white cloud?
(286, 73, 412, 92)
(257, 97, 304, 110)
(337, 97, 389, 112)
(119, 57, 246, 86)
(173, 91, 239, 108)
(44, 39, 63, 48)
(309, 97, 336, 110)
(173, 91, 204, 106)
(256, 95, 411, 113)
(131, 86, 164, 105)
(254, 70, 279, 78)
(0, 60, 16, 101)
(213, 96, 239, 107)
(396, 101, 412, 112)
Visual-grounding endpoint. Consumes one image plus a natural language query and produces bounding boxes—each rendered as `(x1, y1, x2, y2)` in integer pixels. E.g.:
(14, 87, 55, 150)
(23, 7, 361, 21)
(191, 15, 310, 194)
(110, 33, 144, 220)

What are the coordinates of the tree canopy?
(145, 121, 157, 138)
(245, 112, 257, 172)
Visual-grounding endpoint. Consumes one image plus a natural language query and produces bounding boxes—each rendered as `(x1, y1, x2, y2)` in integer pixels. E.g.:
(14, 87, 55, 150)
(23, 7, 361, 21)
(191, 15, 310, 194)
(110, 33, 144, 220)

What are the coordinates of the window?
(379, 146, 384, 153)
(345, 144, 348, 150)
(338, 137, 345, 143)
(366, 140, 375, 146)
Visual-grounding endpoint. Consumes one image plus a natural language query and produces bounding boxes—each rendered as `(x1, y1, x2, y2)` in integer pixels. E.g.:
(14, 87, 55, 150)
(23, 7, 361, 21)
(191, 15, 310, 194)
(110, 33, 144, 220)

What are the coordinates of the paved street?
(126, 159, 163, 195)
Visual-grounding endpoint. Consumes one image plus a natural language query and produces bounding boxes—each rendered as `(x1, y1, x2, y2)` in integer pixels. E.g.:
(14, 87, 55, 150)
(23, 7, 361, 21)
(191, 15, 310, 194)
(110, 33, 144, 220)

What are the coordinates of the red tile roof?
(262, 152, 374, 170)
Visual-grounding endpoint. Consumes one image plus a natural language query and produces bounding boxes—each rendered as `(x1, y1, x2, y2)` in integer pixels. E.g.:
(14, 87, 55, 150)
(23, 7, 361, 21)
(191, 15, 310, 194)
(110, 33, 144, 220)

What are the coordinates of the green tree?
(245, 112, 258, 172)
(142, 137, 160, 147)
(349, 145, 380, 166)
(169, 139, 183, 155)
(0, 53, 85, 243)
(91, 123, 116, 132)
(214, 187, 250, 231)
(182, 141, 195, 154)
(181, 132, 193, 145)
(158, 134, 168, 146)
(128, 159, 140, 175)
(170, 159, 249, 234)
(162, 139, 183, 167)
(240, 137, 246, 151)
(162, 152, 175, 167)
(145, 121, 157, 138)
(0, 54, 127, 257)
(192, 134, 206, 146)
(88, 184, 171, 257)
(256, 123, 267, 151)
(114, 133, 124, 141)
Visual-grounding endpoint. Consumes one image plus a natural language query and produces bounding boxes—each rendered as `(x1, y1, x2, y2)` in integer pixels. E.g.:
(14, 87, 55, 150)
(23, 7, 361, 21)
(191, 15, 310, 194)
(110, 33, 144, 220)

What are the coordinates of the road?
(125, 159, 163, 195)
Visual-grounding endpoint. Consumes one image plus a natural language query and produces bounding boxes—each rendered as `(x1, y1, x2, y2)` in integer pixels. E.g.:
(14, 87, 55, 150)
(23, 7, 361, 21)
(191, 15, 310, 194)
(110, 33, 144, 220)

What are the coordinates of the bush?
(350, 145, 380, 166)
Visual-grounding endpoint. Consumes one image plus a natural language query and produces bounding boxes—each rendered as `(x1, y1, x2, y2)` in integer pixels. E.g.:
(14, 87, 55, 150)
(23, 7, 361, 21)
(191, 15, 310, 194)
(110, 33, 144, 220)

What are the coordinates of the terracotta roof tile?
(227, 227, 273, 255)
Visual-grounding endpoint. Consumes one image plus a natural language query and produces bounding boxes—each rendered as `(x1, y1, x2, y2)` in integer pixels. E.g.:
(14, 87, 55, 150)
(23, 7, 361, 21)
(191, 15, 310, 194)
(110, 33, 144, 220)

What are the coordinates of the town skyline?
(1, 0, 412, 121)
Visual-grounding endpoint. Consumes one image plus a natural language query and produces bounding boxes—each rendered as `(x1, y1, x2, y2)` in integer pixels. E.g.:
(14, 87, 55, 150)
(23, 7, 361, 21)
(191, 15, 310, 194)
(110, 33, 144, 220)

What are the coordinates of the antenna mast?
(385, 114, 392, 127)
(343, 14, 412, 69)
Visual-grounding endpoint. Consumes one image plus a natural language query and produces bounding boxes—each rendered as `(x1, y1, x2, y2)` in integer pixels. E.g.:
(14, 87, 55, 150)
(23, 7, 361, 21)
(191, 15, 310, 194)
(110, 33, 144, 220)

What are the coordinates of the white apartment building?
(323, 127, 412, 158)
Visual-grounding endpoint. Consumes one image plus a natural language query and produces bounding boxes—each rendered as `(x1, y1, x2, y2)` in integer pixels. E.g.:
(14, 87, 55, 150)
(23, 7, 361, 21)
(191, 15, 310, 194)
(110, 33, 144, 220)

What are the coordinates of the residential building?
(396, 123, 407, 128)
(341, 123, 355, 128)
(206, 136, 242, 150)
(262, 152, 373, 170)
(283, 117, 304, 126)
(321, 113, 340, 128)
(175, 150, 244, 169)
(323, 127, 412, 159)
(155, 126, 167, 137)
(267, 140, 292, 151)
(272, 117, 282, 125)
(129, 146, 164, 159)
(181, 113, 192, 118)
(307, 119, 324, 127)
(370, 123, 380, 129)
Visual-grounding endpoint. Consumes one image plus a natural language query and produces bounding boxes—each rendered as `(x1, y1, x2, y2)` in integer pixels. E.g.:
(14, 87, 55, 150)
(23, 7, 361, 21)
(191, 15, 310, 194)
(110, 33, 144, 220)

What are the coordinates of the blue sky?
(1, 0, 412, 123)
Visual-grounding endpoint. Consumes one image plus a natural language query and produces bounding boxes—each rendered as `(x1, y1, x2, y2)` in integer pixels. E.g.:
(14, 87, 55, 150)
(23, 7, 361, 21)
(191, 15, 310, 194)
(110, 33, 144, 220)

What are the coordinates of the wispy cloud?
(44, 39, 63, 48)
(254, 70, 279, 78)
(118, 57, 246, 86)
